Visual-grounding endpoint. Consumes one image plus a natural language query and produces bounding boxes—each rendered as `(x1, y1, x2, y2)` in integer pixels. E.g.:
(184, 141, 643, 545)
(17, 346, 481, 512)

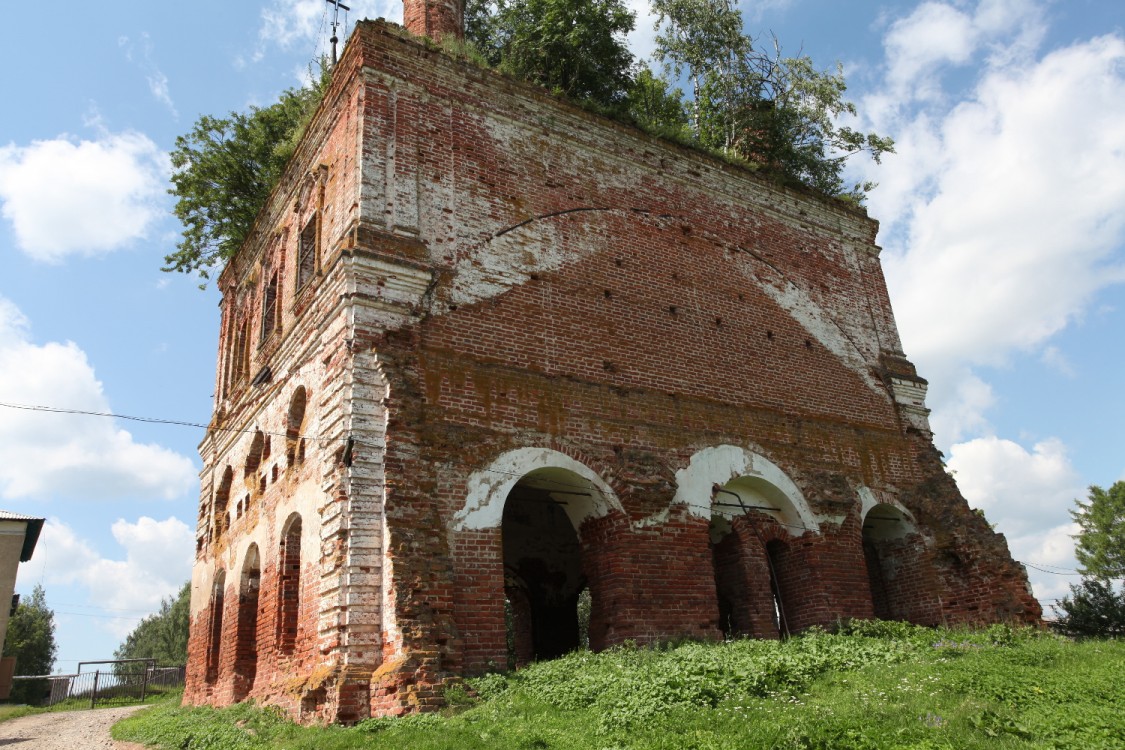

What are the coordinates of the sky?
(0, 0, 1122, 672)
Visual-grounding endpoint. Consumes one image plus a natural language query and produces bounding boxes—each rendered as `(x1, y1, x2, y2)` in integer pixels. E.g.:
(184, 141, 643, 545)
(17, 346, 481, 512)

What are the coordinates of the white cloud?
(36, 517, 194, 635)
(857, 1, 1125, 443)
(878, 0, 1045, 106)
(0, 131, 169, 262)
(926, 368, 995, 445)
(947, 435, 1085, 604)
(0, 297, 197, 501)
(257, 0, 400, 61)
(949, 435, 1083, 534)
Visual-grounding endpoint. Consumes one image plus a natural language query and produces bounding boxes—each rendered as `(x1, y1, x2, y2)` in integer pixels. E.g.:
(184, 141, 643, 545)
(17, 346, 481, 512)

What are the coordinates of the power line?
(0, 400, 328, 443)
(53, 610, 145, 622)
(1022, 562, 1082, 576)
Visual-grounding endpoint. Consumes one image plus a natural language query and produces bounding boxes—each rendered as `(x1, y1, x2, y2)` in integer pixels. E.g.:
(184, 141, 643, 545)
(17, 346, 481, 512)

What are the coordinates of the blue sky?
(1, 0, 1122, 672)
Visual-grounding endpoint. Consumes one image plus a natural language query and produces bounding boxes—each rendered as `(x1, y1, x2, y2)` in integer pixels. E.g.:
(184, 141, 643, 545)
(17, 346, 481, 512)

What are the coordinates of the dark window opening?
(286, 387, 308, 467)
(501, 477, 587, 665)
(233, 548, 261, 701)
(297, 216, 317, 291)
(261, 272, 280, 341)
(213, 467, 233, 540)
(277, 516, 302, 655)
(244, 431, 265, 481)
(206, 571, 226, 683)
(230, 319, 250, 386)
(710, 516, 754, 639)
(765, 540, 792, 639)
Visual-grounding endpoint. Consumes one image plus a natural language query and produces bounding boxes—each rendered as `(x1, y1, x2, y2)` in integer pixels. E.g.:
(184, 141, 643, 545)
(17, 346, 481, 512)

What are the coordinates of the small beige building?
(0, 511, 44, 697)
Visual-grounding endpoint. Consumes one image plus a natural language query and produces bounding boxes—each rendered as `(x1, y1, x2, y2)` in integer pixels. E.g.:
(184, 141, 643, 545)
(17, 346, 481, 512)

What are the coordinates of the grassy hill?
(112, 622, 1124, 749)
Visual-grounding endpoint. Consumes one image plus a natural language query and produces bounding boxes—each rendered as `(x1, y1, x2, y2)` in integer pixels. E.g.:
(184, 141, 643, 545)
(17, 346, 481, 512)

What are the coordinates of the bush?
(1052, 579, 1125, 638)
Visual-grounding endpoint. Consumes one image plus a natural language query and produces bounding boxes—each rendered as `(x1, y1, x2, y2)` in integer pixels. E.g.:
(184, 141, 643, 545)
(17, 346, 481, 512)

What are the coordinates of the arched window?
(213, 467, 233, 540)
(297, 214, 318, 290)
(234, 546, 261, 701)
(286, 387, 308, 467)
(244, 431, 265, 481)
(277, 515, 302, 654)
(261, 271, 280, 340)
(861, 503, 917, 621)
(206, 570, 226, 683)
(230, 318, 250, 385)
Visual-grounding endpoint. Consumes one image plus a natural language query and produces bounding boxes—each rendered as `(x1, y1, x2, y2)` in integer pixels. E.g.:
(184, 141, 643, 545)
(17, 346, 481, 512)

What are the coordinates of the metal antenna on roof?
(326, 0, 351, 66)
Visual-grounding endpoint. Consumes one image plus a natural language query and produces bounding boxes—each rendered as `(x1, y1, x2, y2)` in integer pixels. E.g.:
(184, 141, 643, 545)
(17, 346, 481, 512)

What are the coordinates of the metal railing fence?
(10, 662, 185, 708)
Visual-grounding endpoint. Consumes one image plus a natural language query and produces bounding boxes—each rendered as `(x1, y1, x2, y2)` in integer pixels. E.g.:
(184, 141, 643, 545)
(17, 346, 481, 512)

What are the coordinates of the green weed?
(112, 625, 1125, 749)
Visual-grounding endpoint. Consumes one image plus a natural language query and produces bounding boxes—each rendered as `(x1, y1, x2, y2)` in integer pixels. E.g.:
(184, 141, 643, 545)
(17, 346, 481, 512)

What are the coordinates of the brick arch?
(678, 446, 820, 641)
(213, 467, 234, 541)
(286, 386, 309, 467)
(453, 447, 623, 535)
(276, 513, 303, 655)
(233, 544, 261, 701)
(205, 569, 227, 683)
(858, 487, 928, 622)
(673, 444, 819, 533)
(244, 430, 265, 481)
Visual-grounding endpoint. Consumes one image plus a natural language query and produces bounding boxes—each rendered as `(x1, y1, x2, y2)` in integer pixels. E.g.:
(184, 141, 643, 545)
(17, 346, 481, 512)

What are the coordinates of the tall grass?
(112, 624, 1125, 749)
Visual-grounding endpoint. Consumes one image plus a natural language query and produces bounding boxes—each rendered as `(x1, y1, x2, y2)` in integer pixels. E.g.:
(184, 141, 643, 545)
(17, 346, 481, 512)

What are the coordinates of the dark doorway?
(862, 504, 914, 621)
(501, 470, 588, 663)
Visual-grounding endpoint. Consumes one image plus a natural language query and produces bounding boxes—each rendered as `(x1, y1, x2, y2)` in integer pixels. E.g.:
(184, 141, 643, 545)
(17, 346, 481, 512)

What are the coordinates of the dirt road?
(0, 705, 149, 749)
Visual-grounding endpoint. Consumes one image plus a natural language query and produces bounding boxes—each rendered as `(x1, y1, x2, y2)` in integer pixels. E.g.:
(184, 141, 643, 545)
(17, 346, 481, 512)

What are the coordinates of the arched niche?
(233, 545, 261, 701)
(675, 446, 817, 641)
(206, 569, 226, 683)
(213, 467, 233, 541)
(859, 492, 921, 621)
(286, 386, 308, 466)
(244, 430, 265, 481)
(277, 513, 302, 655)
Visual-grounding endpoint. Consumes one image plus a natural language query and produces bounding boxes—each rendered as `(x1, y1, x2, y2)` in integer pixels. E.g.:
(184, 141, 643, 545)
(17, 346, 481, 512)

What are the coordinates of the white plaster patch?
(453, 447, 621, 531)
(673, 445, 819, 534)
(757, 278, 886, 396)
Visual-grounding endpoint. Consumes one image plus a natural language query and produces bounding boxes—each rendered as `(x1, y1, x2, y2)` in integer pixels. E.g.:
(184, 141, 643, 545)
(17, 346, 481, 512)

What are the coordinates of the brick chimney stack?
(403, 0, 464, 43)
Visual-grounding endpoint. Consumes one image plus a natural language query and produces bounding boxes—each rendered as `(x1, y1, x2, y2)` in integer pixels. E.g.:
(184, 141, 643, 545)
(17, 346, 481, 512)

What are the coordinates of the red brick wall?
(186, 21, 1041, 723)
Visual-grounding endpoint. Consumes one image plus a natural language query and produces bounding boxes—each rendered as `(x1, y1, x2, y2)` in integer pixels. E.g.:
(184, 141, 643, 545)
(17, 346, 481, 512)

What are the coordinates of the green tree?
(1072, 481, 1125, 580)
(1053, 482, 1125, 638)
(4, 584, 57, 704)
(625, 68, 689, 137)
(466, 0, 635, 105)
(164, 65, 330, 282)
(114, 582, 191, 668)
(4, 584, 57, 676)
(1052, 578, 1125, 638)
(651, 0, 892, 199)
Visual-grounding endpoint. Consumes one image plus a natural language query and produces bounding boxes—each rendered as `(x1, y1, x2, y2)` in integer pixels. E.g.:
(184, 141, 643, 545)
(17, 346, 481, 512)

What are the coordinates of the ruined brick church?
(184, 0, 1040, 723)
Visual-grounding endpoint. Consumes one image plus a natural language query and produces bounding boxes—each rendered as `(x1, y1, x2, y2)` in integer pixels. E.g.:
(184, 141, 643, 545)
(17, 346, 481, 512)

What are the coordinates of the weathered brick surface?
(184, 18, 1041, 723)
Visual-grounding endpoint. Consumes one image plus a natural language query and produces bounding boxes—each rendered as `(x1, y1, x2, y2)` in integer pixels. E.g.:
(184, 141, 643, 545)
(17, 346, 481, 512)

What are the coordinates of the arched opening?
(501, 467, 597, 665)
(206, 570, 226, 683)
(244, 431, 265, 481)
(213, 467, 233, 541)
(286, 387, 308, 467)
(277, 514, 302, 655)
(709, 472, 807, 640)
(862, 503, 915, 621)
(456, 448, 621, 673)
(233, 546, 261, 701)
